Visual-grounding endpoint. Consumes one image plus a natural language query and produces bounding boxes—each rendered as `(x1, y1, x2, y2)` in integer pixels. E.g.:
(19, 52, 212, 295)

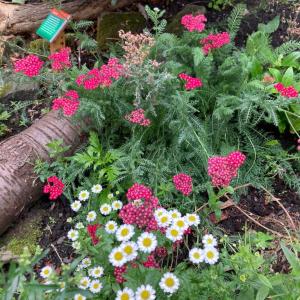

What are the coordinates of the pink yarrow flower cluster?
(76, 58, 124, 90)
(181, 14, 207, 32)
(125, 108, 151, 126)
(14, 54, 44, 77)
(274, 83, 298, 98)
(200, 32, 231, 55)
(43, 176, 64, 200)
(208, 151, 246, 187)
(52, 90, 80, 116)
(119, 183, 160, 231)
(48, 47, 72, 71)
(179, 73, 203, 90)
(173, 173, 193, 196)
(87, 224, 100, 245)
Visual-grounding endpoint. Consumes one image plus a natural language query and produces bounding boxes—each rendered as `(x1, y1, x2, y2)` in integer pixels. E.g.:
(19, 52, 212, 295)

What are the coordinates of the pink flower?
(173, 173, 193, 196)
(48, 47, 71, 71)
(179, 73, 203, 90)
(43, 176, 64, 200)
(274, 83, 298, 98)
(181, 14, 207, 32)
(114, 265, 127, 283)
(125, 109, 151, 126)
(200, 32, 230, 54)
(52, 90, 80, 116)
(208, 151, 246, 187)
(143, 254, 159, 268)
(87, 224, 100, 245)
(14, 54, 44, 77)
(76, 58, 124, 90)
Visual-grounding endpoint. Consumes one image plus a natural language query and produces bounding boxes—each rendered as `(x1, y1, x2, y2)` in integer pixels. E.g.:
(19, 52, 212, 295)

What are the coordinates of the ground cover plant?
(0, 3, 300, 300)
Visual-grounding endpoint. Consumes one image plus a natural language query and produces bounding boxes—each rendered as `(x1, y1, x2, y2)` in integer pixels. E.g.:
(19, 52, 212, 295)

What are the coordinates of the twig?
(259, 185, 297, 231)
(51, 243, 63, 264)
(194, 202, 208, 213)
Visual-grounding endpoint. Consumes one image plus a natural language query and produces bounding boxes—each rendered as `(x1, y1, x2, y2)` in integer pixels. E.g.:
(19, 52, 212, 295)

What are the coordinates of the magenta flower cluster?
(48, 47, 72, 71)
(173, 173, 193, 196)
(274, 83, 298, 98)
(181, 14, 207, 32)
(76, 58, 124, 90)
(14, 54, 44, 77)
(52, 90, 80, 116)
(208, 151, 246, 187)
(43, 176, 64, 200)
(125, 108, 151, 126)
(200, 32, 231, 55)
(179, 73, 203, 90)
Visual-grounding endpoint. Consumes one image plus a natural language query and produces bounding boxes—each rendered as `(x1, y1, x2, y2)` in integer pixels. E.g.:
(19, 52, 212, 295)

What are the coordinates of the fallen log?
(0, 0, 133, 35)
(0, 110, 82, 235)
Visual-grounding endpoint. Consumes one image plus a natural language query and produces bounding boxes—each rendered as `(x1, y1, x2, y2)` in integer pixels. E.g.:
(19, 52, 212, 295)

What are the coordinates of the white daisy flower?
(154, 208, 167, 219)
(108, 193, 114, 199)
(75, 222, 84, 229)
(89, 266, 104, 278)
(59, 281, 66, 291)
(81, 257, 91, 268)
(137, 232, 157, 253)
(189, 247, 204, 264)
(185, 213, 200, 226)
(72, 241, 81, 250)
(109, 247, 127, 267)
(116, 287, 135, 300)
(67, 217, 73, 223)
(74, 294, 86, 300)
(89, 279, 103, 293)
(116, 191, 120, 195)
(202, 234, 217, 247)
(40, 266, 53, 278)
(159, 272, 180, 294)
(136, 284, 156, 300)
(112, 200, 123, 210)
(156, 212, 172, 228)
(71, 200, 82, 212)
(105, 220, 118, 234)
(166, 226, 184, 242)
(67, 229, 79, 241)
(100, 203, 112, 215)
(169, 209, 181, 220)
(78, 190, 89, 201)
(120, 241, 138, 261)
(116, 224, 135, 242)
(86, 211, 97, 222)
(78, 276, 90, 290)
(92, 184, 103, 194)
(172, 217, 189, 231)
(203, 246, 219, 265)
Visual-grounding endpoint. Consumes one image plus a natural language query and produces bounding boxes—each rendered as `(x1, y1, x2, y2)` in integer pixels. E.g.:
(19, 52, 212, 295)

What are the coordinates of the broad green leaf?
(281, 51, 300, 68)
(256, 286, 270, 300)
(258, 16, 280, 34)
(281, 243, 300, 273)
(282, 67, 294, 86)
(268, 68, 282, 82)
(265, 139, 279, 146)
(193, 47, 204, 67)
(258, 274, 273, 288)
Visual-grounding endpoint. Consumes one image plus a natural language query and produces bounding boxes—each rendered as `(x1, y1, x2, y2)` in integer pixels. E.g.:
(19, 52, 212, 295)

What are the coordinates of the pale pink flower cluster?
(125, 109, 151, 126)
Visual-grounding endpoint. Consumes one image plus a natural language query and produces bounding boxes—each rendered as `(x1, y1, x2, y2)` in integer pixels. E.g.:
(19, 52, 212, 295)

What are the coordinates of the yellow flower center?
(176, 220, 185, 227)
(44, 269, 49, 275)
(124, 245, 133, 255)
(114, 252, 124, 261)
(143, 238, 152, 247)
(121, 228, 129, 236)
(193, 252, 200, 259)
(189, 215, 196, 222)
(121, 294, 130, 300)
(93, 283, 100, 289)
(165, 277, 175, 287)
(170, 229, 179, 237)
(206, 251, 214, 259)
(141, 290, 150, 299)
(207, 238, 213, 244)
(172, 213, 178, 218)
(160, 216, 168, 223)
(78, 296, 84, 300)
(157, 211, 163, 216)
(81, 193, 86, 198)
(108, 224, 115, 230)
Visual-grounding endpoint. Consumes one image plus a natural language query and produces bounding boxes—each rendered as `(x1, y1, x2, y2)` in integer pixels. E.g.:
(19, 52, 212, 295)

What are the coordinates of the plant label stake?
(36, 8, 71, 53)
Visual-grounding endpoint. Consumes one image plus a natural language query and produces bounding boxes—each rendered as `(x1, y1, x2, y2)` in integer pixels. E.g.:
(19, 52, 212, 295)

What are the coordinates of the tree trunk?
(0, 111, 82, 235)
(0, 0, 133, 35)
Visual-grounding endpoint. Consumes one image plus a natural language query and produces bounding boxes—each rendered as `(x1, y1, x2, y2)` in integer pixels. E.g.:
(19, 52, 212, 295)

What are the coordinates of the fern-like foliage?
(227, 3, 246, 39)
(275, 40, 300, 56)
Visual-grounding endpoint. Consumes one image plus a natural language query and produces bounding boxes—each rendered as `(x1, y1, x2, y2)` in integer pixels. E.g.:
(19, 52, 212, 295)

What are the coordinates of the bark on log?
(0, 0, 134, 35)
(0, 110, 82, 235)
